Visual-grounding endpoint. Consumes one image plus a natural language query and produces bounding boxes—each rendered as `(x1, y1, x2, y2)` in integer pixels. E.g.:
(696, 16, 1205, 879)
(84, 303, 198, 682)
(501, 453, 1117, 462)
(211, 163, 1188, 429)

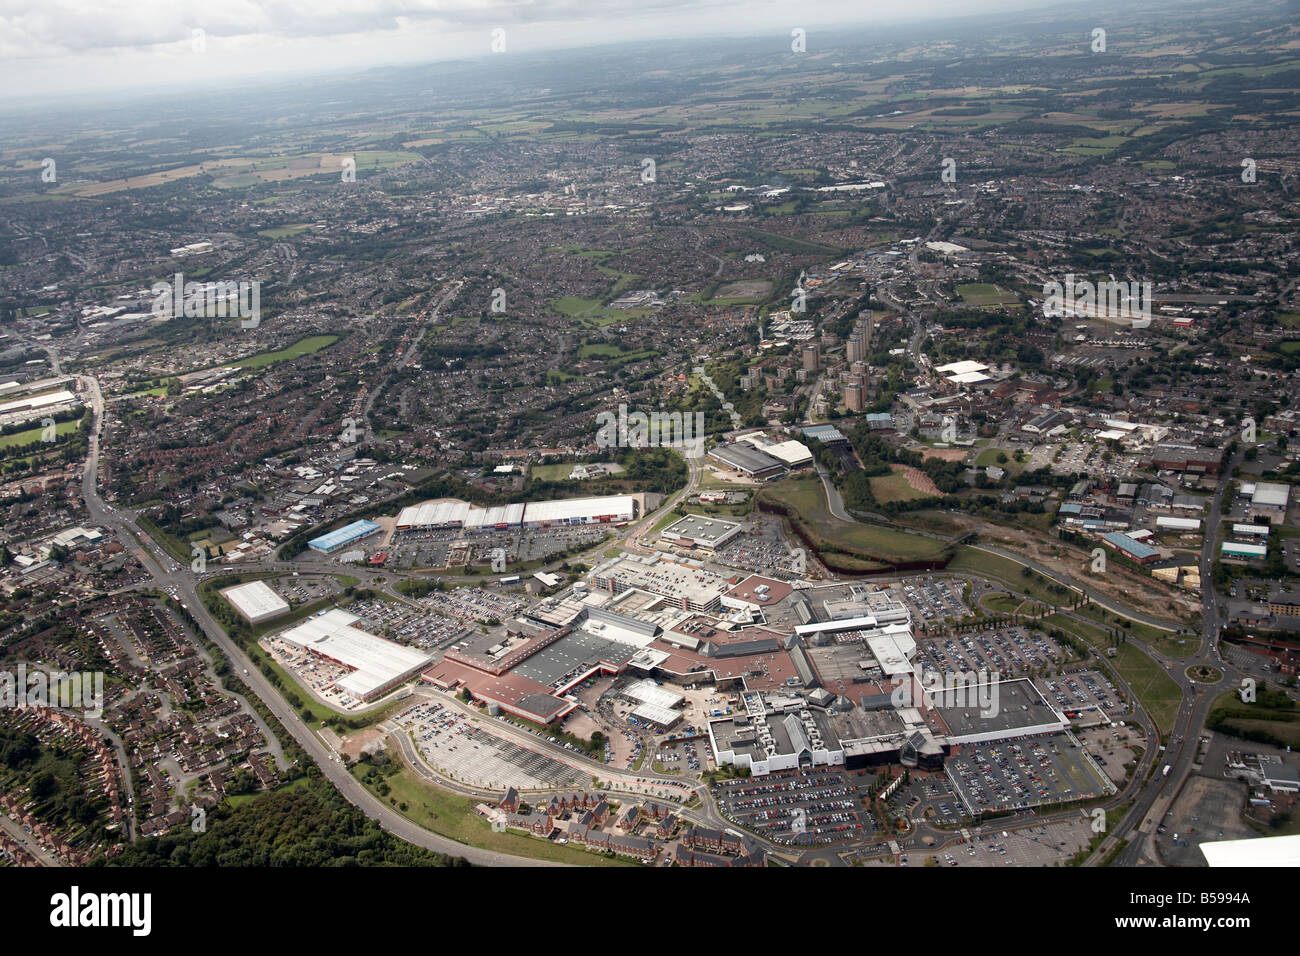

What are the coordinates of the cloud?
(0, 0, 748, 58)
(0, 0, 1080, 99)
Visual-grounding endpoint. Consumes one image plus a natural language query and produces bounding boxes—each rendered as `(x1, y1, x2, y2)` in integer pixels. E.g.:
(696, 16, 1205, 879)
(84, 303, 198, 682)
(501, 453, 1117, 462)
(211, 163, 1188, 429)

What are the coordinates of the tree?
(31, 770, 59, 801)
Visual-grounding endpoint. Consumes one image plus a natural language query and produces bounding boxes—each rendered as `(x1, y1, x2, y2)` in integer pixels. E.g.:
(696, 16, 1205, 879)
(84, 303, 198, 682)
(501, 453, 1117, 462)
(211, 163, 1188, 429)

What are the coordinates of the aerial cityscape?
(0, 0, 1296, 905)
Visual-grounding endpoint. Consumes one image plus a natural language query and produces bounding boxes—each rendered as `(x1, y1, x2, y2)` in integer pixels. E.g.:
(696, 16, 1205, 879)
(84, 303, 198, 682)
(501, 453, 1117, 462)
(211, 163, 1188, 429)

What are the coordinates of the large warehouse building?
(277, 608, 432, 702)
(736, 434, 813, 468)
(1250, 482, 1291, 524)
(221, 579, 290, 624)
(395, 495, 638, 532)
(1222, 541, 1268, 561)
(1150, 443, 1224, 475)
(308, 519, 383, 554)
(1102, 531, 1161, 565)
(395, 500, 473, 530)
(1155, 516, 1201, 533)
(707, 442, 787, 480)
(522, 495, 638, 528)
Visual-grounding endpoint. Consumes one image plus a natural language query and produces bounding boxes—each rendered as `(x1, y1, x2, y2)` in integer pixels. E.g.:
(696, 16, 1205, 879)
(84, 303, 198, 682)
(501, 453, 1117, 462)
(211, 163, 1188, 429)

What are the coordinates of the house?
(681, 825, 743, 855)
(616, 804, 641, 831)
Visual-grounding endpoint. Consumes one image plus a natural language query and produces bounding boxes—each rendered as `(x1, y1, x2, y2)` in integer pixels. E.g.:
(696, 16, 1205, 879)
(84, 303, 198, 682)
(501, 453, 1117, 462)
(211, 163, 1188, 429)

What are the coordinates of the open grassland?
(0, 417, 80, 451)
(51, 151, 420, 198)
(1208, 686, 1300, 749)
(869, 466, 939, 504)
(230, 335, 339, 370)
(947, 548, 1082, 606)
(1112, 643, 1182, 736)
(763, 477, 949, 564)
(956, 283, 1021, 308)
(1072, 604, 1187, 657)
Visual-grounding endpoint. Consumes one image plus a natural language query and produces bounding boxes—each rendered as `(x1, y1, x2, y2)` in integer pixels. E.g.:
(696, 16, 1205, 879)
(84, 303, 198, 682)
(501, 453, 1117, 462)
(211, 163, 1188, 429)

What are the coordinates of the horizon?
(3, 0, 1113, 106)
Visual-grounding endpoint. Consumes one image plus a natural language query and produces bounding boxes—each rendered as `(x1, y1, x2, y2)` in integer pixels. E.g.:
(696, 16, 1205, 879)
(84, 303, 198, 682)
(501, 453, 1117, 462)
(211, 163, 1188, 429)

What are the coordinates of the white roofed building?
(1250, 482, 1291, 524)
(394, 494, 637, 532)
(277, 608, 431, 702)
(222, 580, 291, 624)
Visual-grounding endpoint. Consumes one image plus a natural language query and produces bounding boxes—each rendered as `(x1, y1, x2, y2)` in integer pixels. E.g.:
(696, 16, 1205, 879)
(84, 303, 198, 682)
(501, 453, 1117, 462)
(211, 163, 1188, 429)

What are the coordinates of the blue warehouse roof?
(1102, 531, 1158, 560)
(309, 519, 382, 551)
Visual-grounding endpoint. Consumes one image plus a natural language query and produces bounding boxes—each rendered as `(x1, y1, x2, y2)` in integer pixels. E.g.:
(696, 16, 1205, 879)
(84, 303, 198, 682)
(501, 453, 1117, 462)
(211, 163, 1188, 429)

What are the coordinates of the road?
(77, 342, 1239, 868)
(353, 278, 462, 439)
(814, 460, 853, 522)
(73, 354, 737, 866)
(78, 372, 563, 866)
(1102, 448, 1245, 866)
(789, 368, 1243, 867)
(0, 815, 63, 867)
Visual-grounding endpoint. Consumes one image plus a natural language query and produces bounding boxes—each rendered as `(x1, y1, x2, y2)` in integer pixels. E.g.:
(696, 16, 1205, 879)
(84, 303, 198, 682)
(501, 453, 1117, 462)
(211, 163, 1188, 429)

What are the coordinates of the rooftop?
(277, 608, 431, 699)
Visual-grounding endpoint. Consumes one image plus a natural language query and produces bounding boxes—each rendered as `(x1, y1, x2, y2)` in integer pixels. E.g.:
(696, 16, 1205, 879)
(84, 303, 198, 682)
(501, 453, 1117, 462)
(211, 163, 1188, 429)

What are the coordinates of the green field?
(1213, 716, 1300, 750)
(224, 777, 312, 807)
(981, 592, 1031, 616)
(231, 335, 339, 370)
(973, 447, 1025, 474)
(1065, 135, 1129, 155)
(892, 509, 966, 537)
(947, 547, 1081, 606)
(1041, 612, 1109, 650)
(1112, 643, 1182, 736)
(549, 296, 632, 327)
(544, 246, 648, 324)
(956, 283, 1020, 308)
(0, 418, 80, 451)
(762, 477, 949, 563)
(531, 463, 577, 481)
(578, 342, 624, 358)
(868, 469, 937, 504)
(578, 342, 659, 365)
(741, 227, 843, 258)
(1073, 603, 1187, 657)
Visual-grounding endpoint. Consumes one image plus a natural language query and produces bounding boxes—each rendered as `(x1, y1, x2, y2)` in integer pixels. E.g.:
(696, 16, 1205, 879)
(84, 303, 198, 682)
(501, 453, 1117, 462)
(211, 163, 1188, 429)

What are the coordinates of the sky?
(0, 0, 1099, 101)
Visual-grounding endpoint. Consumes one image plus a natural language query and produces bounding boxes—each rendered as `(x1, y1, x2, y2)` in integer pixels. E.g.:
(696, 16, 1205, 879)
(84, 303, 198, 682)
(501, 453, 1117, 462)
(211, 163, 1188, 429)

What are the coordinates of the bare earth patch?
(922, 447, 968, 462)
(894, 464, 941, 496)
(341, 726, 386, 760)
